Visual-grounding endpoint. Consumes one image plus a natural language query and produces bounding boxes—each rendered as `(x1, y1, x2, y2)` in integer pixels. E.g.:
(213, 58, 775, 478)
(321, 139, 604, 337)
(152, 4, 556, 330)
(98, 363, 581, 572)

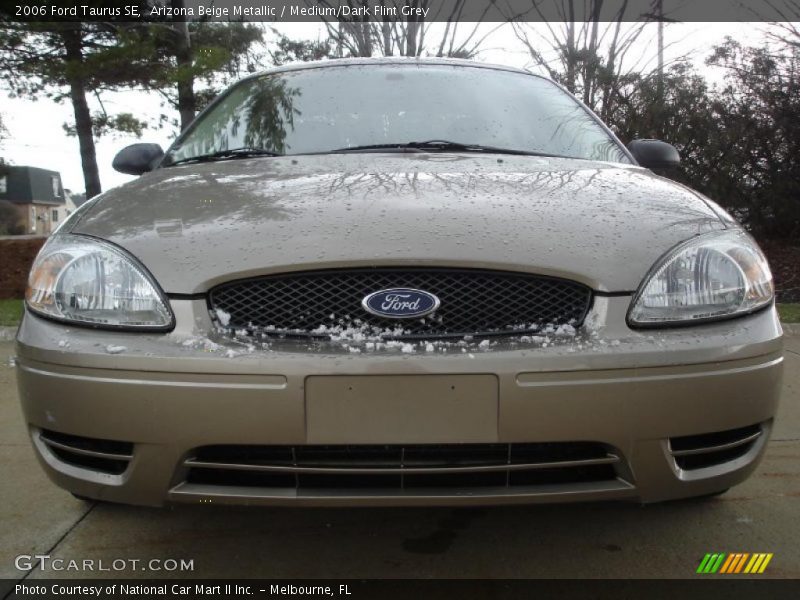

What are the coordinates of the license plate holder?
(305, 374, 499, 444)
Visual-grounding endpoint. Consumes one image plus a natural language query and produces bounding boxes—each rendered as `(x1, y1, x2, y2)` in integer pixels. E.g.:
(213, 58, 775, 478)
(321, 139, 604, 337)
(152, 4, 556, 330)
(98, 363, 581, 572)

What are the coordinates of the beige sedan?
(16, 59, 783, 506)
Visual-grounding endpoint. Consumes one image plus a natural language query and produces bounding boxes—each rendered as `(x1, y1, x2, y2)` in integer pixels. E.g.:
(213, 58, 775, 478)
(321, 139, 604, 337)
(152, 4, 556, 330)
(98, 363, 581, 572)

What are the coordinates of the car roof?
(241, 57, 545, 83)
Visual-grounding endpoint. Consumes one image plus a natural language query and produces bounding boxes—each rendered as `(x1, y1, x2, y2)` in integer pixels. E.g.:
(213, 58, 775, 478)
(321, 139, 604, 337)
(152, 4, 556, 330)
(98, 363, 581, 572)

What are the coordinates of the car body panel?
(68, 154, 724, 294)
(16, 302, 782, 506)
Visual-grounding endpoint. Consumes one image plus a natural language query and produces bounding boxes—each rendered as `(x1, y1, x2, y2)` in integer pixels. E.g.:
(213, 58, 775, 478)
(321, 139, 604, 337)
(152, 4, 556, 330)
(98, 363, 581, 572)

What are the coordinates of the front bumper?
(15, 297, 784, 506)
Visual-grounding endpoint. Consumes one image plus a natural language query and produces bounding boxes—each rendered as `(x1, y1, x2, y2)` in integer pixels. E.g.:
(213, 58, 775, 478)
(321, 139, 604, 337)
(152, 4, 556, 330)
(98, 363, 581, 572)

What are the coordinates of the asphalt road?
(1, 334, 798, 581)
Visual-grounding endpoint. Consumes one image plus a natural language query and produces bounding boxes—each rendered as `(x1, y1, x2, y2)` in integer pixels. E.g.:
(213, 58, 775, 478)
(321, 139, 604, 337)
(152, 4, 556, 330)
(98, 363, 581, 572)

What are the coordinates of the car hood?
(72, 153, 726, 293)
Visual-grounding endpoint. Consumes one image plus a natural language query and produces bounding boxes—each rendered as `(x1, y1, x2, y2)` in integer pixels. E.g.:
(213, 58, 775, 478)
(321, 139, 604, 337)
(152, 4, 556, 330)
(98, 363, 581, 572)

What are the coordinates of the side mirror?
(112, 143, 164, 175)
(627, 139, 680, 170)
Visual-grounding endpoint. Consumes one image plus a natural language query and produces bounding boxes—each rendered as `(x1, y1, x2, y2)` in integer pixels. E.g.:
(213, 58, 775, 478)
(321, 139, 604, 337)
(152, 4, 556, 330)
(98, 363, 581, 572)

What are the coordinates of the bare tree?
(311, 0, 508, 58)
(509, 0, 690, 122)
(756, 1, 800, 49)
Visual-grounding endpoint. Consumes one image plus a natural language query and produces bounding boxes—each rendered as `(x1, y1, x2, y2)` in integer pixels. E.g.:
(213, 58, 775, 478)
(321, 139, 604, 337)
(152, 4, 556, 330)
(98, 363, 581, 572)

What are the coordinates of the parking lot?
(1, 332, 798, 581)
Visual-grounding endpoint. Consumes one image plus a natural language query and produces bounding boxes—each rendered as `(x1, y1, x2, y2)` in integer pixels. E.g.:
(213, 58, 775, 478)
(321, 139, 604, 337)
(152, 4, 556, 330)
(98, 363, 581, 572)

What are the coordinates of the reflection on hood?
(72, 153, 725, 293)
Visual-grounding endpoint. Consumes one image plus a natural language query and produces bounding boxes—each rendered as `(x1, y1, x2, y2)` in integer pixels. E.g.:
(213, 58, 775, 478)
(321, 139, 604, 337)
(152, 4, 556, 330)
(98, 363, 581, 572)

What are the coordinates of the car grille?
(38, 429, 134, 475)
(208, 268, 592, 340)
(669, 423, 764, 471)
(182, 442, 623, 491)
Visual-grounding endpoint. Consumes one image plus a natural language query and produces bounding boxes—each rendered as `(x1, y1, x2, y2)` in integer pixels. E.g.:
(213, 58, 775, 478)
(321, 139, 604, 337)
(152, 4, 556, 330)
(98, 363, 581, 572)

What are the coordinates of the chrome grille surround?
(208, 267, 593, 340)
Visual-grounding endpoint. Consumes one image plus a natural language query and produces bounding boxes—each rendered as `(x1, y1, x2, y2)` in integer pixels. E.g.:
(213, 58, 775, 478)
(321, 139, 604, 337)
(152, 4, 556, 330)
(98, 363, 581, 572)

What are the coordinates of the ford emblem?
(361, 288, 441, 319)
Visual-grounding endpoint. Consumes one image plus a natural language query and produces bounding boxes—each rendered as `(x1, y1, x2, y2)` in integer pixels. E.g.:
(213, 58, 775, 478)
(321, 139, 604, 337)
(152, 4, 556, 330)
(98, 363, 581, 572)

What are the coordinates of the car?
(16, 58, 783, 507)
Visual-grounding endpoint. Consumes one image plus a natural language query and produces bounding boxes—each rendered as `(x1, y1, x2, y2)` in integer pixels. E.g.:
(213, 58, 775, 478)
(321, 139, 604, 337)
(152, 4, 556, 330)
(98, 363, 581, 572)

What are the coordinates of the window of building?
(0, 175, 6, 194)
(52, 209, 58, 222)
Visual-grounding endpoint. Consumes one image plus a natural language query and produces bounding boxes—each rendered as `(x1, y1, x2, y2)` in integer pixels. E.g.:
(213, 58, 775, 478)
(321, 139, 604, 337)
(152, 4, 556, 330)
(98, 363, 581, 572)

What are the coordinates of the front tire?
(691, 488, 730, 501)
(70, 492, 97, 503)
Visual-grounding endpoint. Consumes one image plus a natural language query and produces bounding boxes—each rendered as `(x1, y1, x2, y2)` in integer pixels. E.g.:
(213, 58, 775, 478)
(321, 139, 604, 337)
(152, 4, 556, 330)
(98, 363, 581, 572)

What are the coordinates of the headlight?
(628, 229, 773, 326)
(26, 234, 173, 330)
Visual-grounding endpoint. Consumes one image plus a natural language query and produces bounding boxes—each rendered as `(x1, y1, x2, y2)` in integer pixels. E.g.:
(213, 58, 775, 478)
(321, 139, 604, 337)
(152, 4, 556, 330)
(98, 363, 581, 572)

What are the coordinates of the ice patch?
(211, 314, 598, 355)
(105, 345, 127, 354)
(555, 323, 576, 337)
(215, 309, 231, 326)
(179, 336, 223, 352)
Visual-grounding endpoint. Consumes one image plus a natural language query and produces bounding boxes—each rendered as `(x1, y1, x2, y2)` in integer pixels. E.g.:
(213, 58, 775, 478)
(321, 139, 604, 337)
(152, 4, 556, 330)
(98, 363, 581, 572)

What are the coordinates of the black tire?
(692, 488, 730, 501)
(70, 492, 96, 503)
(643, 488, 730, 506)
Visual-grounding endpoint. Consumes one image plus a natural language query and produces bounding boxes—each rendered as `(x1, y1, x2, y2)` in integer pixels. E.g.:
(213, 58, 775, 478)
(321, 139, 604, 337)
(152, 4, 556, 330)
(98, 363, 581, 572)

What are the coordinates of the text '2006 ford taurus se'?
(17, 59, 783, 507)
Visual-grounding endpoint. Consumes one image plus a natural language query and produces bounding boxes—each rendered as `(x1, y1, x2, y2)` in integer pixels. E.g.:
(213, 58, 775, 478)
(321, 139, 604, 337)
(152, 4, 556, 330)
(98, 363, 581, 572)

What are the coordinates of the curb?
(0, 326, 18, 341)
(783, 323, 800, 336)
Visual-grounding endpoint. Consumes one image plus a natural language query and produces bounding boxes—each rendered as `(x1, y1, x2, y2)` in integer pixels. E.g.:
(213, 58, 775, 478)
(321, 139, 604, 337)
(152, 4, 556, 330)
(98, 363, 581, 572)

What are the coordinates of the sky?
(0, 21, 771, 195)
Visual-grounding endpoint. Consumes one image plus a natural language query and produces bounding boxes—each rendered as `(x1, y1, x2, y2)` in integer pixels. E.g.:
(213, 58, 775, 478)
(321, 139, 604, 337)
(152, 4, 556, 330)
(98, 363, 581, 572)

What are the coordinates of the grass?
(0, 299, 23, 327)
(0, 298, 797, 327)
(778, 303, 800, 323)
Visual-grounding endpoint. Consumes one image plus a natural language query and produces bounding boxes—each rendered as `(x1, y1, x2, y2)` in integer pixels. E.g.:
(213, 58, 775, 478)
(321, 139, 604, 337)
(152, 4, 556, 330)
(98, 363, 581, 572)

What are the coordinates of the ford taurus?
(16, 59, 783, 506)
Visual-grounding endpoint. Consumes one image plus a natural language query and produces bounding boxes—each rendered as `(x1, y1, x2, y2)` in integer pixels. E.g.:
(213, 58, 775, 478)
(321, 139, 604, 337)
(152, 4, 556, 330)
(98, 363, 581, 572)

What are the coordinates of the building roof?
(0, 165, 65, 206)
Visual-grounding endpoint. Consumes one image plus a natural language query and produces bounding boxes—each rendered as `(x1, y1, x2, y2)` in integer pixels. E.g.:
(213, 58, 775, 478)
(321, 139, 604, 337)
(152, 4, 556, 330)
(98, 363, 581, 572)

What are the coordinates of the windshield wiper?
(167, 147, 282, 166)
(329, 140, 569, 158)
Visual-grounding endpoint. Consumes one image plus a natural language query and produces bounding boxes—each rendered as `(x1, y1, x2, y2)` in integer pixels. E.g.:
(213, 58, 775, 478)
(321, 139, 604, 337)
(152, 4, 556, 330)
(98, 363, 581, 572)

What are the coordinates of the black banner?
(2, 579, 800, 600)
(1, 0, 798, 23)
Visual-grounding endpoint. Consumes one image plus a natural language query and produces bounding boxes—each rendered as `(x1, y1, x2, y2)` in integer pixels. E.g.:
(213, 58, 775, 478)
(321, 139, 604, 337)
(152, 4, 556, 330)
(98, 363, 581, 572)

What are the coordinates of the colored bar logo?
(697, 553, 773, 574)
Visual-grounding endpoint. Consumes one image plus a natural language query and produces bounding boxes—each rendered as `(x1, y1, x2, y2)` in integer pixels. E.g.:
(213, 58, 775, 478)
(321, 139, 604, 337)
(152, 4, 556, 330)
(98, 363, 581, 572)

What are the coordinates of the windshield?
(165, 63, 631, 165)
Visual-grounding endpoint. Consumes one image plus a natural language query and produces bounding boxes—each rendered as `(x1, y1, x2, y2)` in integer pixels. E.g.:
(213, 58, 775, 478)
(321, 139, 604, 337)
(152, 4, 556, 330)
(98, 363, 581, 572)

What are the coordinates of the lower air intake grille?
(184, 442, 622, 491)
(39, 429, 134, 475)
(669, 424, 763, 471)
(208, 268, 592, 340)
